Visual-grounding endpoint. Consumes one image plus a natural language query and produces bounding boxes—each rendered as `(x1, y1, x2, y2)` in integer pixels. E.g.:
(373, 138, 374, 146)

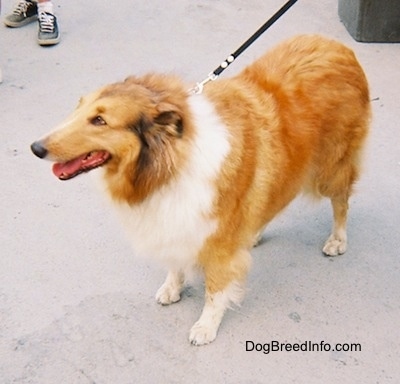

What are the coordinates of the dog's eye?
(91, 116, 107, 126)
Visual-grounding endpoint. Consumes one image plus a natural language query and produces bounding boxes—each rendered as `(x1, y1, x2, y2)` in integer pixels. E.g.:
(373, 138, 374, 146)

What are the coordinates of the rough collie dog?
(31, 35, 370, 345)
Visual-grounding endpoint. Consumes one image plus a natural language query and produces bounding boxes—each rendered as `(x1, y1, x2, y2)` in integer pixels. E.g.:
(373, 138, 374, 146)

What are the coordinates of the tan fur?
(31, 35, 370, 345)
(199, 35, 370, 293)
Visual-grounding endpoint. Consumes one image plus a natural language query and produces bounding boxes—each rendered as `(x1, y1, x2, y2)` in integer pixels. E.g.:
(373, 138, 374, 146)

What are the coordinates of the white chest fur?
(97, 95, 231, 270)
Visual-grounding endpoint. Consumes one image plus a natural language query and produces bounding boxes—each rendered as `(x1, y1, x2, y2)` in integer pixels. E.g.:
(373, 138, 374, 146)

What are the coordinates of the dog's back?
(204, 35, 370, 234)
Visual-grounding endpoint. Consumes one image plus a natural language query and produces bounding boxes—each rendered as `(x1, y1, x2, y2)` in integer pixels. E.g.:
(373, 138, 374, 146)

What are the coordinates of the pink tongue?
(53, 153, 89, 179)
(52, 151, 110, 179)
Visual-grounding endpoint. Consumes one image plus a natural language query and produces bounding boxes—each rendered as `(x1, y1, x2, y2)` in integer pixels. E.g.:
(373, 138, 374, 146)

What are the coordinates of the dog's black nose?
(30, 141, 48, 159)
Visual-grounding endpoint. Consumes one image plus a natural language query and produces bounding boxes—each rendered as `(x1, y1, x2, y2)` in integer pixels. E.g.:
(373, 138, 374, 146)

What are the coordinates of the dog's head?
(31, 74, 193, 203)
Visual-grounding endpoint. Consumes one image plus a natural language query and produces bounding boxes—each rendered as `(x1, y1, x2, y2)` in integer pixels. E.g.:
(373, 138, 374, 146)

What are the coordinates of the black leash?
(190, 0, 298, 94)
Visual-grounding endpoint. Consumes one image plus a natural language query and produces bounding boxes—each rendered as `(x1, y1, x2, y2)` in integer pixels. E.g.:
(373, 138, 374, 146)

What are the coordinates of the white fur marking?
(101, 94, 231, 271)
(189, 282, 244, 345)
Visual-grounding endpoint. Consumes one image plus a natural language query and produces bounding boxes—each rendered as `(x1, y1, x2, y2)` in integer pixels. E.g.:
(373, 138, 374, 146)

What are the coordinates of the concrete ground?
(1, 0, 399, 383)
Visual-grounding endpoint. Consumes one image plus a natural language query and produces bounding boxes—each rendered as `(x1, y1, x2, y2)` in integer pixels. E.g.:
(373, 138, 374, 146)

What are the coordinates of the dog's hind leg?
(323, 194, 349, 256)
(156, 269, 185, 305)
(320, 155, 361, 256)
(317, 136, 365, 256)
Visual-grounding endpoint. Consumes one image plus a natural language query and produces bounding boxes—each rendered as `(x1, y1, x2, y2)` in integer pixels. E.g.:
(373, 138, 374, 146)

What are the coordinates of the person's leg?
(37, 0, 53, 13)
(37, 0, 60, 46)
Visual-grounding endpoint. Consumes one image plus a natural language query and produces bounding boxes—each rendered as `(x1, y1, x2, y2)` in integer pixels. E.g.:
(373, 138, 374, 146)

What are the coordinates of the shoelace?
(39, 12, 55, 33)
(13, 0, 31, 16)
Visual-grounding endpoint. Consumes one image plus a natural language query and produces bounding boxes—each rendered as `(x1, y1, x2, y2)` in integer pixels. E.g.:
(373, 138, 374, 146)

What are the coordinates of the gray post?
(338, 0, 400, 42)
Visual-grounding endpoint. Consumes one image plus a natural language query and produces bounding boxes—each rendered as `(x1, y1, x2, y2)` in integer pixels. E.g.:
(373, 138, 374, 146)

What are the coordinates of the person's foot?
(37, 11, 60, 46)
(4, 0, 38, 28)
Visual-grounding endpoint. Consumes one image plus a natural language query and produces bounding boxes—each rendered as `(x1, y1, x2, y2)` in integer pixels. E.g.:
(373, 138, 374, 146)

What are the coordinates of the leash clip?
(189, 72, 218, 95)
(188, 0, 298, 95)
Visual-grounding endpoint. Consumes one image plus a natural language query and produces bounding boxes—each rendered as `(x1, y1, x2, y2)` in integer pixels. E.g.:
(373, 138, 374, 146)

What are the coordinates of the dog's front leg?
(189, 283, 240, 346)
(189, 249, 251, 346)
(156, 270, 185, 305)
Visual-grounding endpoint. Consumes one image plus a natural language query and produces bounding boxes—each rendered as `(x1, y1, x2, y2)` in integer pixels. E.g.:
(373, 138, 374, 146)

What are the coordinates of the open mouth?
(52, 150, 111, 180)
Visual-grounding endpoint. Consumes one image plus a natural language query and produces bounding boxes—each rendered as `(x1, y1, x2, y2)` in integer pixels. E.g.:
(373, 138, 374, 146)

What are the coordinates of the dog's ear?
(154, 102, 183, 137)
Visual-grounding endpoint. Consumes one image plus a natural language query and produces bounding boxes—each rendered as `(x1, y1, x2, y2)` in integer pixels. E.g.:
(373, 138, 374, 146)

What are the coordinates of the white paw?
(155, 283, 181, 305)
(189, 321, 217, 346)
(323, 234, 347, 256)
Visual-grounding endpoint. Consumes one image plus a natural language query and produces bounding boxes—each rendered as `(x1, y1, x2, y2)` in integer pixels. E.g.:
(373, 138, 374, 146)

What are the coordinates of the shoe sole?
(38, 35, 60, 46)
(4, 14, 38, 28)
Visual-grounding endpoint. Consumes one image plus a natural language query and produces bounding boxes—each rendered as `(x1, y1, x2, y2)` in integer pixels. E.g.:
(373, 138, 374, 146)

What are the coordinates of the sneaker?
(4, 0, 38, 28)
(37, 11, 60, 46)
